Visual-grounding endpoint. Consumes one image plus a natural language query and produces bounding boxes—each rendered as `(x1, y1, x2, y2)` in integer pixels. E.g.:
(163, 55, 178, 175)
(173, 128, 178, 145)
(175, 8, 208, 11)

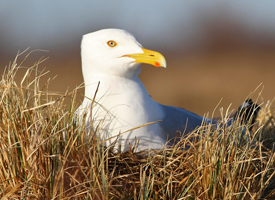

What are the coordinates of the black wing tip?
(234, 98, 261, 125)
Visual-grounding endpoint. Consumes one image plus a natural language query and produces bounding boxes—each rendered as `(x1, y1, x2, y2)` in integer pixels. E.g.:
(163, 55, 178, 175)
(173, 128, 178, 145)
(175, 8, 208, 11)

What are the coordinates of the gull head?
(81, 29, 166, 79)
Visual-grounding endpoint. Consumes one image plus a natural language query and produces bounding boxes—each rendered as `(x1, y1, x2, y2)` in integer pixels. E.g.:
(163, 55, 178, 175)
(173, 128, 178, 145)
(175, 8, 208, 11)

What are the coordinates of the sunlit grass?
(0, 50, 275, 199)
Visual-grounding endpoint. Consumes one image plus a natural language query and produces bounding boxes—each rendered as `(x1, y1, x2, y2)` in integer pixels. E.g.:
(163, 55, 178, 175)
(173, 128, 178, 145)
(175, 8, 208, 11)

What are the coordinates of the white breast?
(78, 75, 166, 152)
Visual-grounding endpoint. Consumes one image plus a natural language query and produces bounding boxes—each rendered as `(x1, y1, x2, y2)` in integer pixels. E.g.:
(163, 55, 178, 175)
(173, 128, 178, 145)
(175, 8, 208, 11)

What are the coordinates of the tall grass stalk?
(0, 50, 275, 199)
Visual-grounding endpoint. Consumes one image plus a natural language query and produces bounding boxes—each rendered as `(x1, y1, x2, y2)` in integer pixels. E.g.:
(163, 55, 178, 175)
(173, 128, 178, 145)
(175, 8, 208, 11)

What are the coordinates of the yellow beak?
(123, 48, 166, 68)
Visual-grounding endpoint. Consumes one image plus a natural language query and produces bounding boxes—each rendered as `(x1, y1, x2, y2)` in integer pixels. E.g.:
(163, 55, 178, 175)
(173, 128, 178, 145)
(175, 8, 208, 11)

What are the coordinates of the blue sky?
(1, 1, 275, 53)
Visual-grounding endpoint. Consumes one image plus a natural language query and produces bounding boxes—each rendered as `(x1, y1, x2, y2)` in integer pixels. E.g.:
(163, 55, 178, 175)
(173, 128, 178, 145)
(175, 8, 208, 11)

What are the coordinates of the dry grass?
(0, 50, 275, 199)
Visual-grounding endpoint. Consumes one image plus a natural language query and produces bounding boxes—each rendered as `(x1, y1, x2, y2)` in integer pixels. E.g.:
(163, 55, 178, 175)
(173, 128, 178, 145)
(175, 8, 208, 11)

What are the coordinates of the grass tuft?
(0, 50, 275, 199)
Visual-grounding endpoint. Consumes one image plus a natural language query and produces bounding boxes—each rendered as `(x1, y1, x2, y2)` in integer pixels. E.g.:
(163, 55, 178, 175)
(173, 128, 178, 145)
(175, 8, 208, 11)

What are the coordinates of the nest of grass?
(1, 50, 275, 200)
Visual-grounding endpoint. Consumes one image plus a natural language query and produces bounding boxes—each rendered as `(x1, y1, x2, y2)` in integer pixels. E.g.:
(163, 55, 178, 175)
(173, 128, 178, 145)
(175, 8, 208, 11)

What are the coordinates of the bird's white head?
(81, 29, 166, 81)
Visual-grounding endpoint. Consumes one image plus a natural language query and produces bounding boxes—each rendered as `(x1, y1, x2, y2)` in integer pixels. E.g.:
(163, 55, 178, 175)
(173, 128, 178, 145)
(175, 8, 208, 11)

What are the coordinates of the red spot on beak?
(155, 62, 160, 67)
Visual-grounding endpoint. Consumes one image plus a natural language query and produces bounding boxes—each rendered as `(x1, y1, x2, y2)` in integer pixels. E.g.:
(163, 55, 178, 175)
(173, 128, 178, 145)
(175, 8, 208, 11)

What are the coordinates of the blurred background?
(1, 1, 275, 116)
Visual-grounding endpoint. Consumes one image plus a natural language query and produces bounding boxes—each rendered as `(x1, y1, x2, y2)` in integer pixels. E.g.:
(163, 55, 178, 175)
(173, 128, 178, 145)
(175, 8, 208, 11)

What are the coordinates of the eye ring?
(107, 40, 117, 47)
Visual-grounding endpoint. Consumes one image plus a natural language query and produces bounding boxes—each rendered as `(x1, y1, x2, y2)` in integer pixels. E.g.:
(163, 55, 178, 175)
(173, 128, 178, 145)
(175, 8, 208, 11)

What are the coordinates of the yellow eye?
(107, 40, 117, 47)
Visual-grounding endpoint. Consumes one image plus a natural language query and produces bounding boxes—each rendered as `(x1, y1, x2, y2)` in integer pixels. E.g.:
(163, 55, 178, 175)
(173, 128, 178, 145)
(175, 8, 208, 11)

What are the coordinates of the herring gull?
(76, 29, 260, 152)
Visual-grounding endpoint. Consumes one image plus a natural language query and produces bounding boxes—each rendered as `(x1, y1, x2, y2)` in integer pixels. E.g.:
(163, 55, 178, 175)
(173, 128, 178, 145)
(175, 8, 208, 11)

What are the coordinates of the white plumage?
(77, 29, 214, 152)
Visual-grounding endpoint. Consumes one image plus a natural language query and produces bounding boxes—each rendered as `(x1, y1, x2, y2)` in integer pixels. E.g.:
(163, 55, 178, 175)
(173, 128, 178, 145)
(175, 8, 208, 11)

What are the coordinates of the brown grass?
(0, 50, 275, 199)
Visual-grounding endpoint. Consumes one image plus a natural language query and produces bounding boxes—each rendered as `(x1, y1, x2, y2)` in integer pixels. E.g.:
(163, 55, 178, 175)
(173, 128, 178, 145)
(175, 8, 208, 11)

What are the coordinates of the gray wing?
(158, 99, 261, 143)
(159, 104, 210, 141)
